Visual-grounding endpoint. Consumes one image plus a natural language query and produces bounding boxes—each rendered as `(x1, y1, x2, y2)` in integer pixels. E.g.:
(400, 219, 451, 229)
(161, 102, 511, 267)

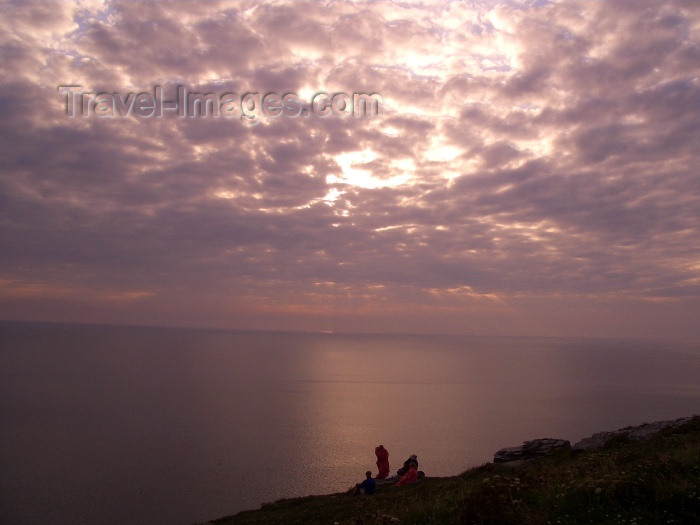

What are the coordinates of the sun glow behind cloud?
(327, 150, 412, 189)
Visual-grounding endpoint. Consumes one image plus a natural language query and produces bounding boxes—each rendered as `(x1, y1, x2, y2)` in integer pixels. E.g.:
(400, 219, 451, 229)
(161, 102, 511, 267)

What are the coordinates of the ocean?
(1, 320, 698, 524)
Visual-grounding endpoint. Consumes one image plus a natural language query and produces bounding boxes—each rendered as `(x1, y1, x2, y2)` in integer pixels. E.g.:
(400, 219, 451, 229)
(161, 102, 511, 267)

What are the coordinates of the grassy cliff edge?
(208, 417, 699, 524)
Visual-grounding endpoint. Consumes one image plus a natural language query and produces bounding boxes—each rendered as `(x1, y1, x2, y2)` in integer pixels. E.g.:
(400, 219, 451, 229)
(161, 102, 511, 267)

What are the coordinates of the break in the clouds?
(1, 0, 699, 338)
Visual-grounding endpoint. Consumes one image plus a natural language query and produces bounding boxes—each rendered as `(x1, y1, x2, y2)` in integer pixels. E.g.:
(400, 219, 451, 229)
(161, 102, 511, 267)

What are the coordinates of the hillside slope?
(208, 417, 700, 525)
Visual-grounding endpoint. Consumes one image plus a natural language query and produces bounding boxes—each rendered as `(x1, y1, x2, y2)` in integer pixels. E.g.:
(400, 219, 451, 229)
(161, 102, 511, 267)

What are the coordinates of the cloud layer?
(1, 0, 699, 338)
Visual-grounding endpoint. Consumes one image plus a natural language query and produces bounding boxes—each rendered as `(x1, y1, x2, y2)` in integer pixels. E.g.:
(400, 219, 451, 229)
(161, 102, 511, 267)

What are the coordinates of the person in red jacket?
(397, 454, 418, 476)
(396, 463, 418, 486)
(374, 444, 390, 479)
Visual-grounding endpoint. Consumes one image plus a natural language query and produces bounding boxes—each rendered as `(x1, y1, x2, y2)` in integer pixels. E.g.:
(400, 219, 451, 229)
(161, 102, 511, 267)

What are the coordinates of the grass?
(209, 417, 700, 524)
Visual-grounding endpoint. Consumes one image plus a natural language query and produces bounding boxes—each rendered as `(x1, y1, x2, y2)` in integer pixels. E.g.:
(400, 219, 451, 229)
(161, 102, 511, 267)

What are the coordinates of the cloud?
(0, 0, 698, 338)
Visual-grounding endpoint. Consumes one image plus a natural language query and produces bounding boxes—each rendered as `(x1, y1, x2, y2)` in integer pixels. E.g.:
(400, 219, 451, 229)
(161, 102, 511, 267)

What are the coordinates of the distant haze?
(1, 1, 699, 339)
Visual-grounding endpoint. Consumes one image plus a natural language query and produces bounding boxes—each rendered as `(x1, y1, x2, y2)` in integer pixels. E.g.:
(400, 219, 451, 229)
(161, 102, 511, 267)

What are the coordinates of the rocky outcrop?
(492, 416, 698, 464)
(572, 416, 696, 451)
(494, 438, 570, 463)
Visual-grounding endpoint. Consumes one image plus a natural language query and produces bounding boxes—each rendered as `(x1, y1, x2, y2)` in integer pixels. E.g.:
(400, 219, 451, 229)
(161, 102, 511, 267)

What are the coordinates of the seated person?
(353, 470, 376, 495)
(396, 454, 418, 476)
(396, 464, 418, 486)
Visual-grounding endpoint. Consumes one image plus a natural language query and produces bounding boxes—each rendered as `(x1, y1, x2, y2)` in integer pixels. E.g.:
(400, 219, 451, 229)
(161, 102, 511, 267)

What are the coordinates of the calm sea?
(1, 321, 698, 524)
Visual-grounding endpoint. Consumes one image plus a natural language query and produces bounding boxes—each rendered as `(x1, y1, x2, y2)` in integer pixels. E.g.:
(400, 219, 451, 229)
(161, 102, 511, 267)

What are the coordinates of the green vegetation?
(211, 418, 699, 524)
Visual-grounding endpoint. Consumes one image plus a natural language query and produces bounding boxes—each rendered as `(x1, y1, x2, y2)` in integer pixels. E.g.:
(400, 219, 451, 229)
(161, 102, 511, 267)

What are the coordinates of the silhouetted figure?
(375, 444, 390, 479)
(396, 463, 418, 486)
(396, 454, 418, 476)
(353, 470, 376, 495)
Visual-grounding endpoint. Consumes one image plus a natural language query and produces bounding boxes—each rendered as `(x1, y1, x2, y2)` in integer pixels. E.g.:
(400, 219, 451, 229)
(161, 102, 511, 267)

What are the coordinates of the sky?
(0, 0, 699, 339)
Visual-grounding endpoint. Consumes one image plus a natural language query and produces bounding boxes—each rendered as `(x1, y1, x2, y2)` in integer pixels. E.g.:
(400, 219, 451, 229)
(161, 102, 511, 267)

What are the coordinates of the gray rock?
(494, 438, 570, 463)
(572, 416, 696, 451)
(571, 431, 617, 451)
